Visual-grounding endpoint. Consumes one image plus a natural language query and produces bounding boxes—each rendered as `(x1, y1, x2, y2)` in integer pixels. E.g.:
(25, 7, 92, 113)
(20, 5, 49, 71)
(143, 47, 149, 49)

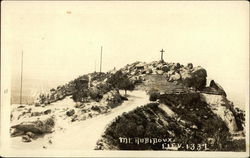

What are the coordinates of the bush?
(44, 117, 55, 127)
(97, 83, 112, 94)
(148, 88, 160, 101)
(91, 72, 109, 82)
(233, 107, 245, 131)
(89, 88, 103, 102)
(72, 89, 89, 102)
(72, 75, 89, 102)
(149, 93, 158, 101)
(38, 94, 47, 104)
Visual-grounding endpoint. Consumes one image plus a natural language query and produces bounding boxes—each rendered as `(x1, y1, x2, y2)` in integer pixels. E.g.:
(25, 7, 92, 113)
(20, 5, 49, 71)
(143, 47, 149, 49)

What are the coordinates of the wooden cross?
(160, 49, 165, 61)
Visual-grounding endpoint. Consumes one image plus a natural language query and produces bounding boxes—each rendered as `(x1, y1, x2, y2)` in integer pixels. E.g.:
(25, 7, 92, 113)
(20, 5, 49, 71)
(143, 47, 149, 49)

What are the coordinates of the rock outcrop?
(209, 80, 227, 97)
(181, 66, 207, 90)
(119, 61, 207, 91)
(11, 116, 55, 135)
(101, 90, 123, 108)
(66, 109, 75, 117)
(200, 93, 237, 133)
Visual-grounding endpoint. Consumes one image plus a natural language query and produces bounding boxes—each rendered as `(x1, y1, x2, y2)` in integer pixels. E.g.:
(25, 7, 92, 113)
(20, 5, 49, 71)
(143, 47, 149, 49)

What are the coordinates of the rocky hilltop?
(10, 60, 245, 151)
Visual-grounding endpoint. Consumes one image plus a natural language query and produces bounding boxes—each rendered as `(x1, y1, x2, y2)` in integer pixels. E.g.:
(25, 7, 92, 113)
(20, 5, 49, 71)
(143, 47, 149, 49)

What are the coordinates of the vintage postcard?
(1, 1, 249, 157)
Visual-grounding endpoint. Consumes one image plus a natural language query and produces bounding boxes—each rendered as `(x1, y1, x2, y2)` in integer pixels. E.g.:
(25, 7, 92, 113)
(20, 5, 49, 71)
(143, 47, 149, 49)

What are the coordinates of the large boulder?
(156, 70, 164, 75)
(187, 63, 193, 69)
(10, 128, 25, 137)
(209, 80, 227, 97)
(66, 109, 75, 117)
(135, 62, 145, 70)
(161, 65, 170, 72)
(167, 70, 175, 76)
(191, 67, 207, 89)
(26, 131, 37, 139)
(169, 72, 181, 81)
(145, 68, 153, 74)
(182, 66, 207, 90)
(102, 90, 122, 108)
(31, 112, 43, 117)
(11, 116, 55, 135)
(180, 68, 192, 80)
(56, 93, 64, 100)
(22, 135, 31, 142)
(156, 63, 164, 70)
(44, 109, 52, 115)
(170, 63, 181, 71)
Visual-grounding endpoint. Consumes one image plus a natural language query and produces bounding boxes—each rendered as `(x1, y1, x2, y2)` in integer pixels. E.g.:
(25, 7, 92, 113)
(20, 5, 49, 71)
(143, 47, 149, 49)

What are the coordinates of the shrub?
(72, 75, 90, 102)
(89, 88, 103, 102)
(72, 89, 89, 102)
(99, 98, 245, 151)
(121, 96, 128, 100)
(38, 94, 47, 104)
(148, 88, 160, 101)
(91, 72, 109, 82)
(44, 117, 55, 127)
(232, 107, 245, 131)
(97, 83, 112, 94)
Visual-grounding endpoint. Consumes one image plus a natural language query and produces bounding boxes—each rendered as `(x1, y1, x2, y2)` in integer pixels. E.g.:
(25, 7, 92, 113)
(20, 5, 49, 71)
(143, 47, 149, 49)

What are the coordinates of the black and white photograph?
(0, 1, 249, 157)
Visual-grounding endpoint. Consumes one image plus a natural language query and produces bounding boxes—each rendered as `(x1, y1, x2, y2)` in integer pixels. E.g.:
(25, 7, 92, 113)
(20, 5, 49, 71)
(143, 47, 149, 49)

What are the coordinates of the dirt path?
(11, 90, 149, 150)
(49, 90, 149, 150)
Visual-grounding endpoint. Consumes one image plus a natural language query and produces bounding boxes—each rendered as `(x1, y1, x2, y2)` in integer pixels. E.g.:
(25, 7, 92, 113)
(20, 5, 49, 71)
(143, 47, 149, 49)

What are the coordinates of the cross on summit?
(160, 49, 165, 61)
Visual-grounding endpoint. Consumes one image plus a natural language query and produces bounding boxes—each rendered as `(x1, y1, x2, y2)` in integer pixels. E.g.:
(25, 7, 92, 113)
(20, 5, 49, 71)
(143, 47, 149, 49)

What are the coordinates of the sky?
(2, 1, 249, 107)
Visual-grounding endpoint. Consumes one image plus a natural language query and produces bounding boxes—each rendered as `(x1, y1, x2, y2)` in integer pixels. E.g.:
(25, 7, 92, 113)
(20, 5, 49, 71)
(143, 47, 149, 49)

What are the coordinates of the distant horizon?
(11, 59, 247, 110)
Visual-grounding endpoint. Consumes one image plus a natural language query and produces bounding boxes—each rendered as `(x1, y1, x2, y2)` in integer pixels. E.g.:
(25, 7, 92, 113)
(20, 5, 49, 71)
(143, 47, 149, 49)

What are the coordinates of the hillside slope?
(11, 91, 148, 149)
(10, 60, 246, 151)
(96, 94, 245, 151)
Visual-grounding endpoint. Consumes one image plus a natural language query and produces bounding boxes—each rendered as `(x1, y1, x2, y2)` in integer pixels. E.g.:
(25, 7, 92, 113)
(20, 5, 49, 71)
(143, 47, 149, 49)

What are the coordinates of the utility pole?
(100, 46, 103, 73)
(94, 60, 96, 72)
(20, 51, 23, 105)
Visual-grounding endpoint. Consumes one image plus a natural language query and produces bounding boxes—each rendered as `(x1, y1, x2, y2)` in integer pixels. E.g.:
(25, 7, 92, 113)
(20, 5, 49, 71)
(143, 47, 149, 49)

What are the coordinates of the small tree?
(147, 88, 160, 101)
(117, 77, 134, 96)
(107, 70, 135, 96)
(38, 93, 47, 104)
